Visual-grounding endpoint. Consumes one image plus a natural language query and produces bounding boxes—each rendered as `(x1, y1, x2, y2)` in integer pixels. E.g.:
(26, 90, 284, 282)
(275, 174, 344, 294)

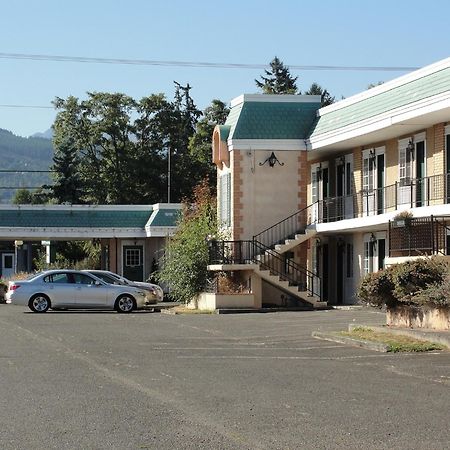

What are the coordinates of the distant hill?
(31, 128, 53, 140)
(0, 128, 54, 202)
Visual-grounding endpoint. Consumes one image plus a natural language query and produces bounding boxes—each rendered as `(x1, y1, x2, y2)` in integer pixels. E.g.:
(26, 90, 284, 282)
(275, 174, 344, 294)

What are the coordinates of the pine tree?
(51, 138, 83, 204)
(304, 82, 335, 107)
(255, 57, 298, 94)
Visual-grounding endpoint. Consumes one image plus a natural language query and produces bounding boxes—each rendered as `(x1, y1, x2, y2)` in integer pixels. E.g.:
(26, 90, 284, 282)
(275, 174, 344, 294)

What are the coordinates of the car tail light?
(9, 284, 20, 291)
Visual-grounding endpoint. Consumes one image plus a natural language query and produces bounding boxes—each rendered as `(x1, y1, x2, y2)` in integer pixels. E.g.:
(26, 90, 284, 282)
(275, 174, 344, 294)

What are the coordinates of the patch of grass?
(340, 327, 445, 352)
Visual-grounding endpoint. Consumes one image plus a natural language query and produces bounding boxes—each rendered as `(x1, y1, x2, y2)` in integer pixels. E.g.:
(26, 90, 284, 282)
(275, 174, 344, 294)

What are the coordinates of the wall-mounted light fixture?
(370, 233, 377, 249)
(316, 162, 323, 180)
(259, 151, 284, 168)
(315, 238, 322, 248)
(406, 138, 415, 161)
(369, 148, 377, 167)
(337, 237, 346, 250)
(337, 156, 345, 166)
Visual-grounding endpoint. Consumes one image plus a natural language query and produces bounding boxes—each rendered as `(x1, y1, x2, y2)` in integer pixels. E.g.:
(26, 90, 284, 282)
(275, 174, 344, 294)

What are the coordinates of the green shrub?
(411, 275, 450, 307)
(357, 256, 448, 308)
(157, 180, 220, 304)
(0, 280, 7, 303)
(391, 257, 447, 304)
(357, 269, 396, 307)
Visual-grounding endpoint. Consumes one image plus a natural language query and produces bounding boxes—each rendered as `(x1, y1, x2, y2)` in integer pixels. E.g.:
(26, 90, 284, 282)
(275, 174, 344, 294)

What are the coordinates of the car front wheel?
(114, 295, 135, 313)
(29, 294, 51, 313)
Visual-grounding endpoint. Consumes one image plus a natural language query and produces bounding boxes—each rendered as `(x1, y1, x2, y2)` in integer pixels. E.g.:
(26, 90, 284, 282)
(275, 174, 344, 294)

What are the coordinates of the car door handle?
(76, 286, 82, 290)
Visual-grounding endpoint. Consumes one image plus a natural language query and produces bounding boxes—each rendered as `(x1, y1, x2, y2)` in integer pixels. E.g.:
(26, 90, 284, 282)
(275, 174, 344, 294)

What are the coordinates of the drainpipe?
(115, 237, 118, 274)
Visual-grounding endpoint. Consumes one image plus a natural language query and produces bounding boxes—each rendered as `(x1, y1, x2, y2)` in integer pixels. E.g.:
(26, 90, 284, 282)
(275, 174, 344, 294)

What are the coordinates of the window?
(219, 172, 231, 227)
(125, 248, 141, 267)
(73, 273, 96, 285)
(44, 273, 72, 283)
(3, 255, 13, 269)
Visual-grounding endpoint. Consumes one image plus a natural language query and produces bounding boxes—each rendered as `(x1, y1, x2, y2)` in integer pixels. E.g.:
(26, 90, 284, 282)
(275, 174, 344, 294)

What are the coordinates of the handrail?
(253, 240, 320, 298)
(208, 239, 321, 299)
(318, 173, 446, 223)
(252, 202, 318, 249)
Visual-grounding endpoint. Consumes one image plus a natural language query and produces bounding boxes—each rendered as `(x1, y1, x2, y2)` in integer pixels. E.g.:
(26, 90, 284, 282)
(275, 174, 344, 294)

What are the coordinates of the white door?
(363, 147, 385, 216)
(2, 253, 15, 278)
(311, 162, 329, 223)
(335, 154, 354, 219)
(363, 233, 386, 275)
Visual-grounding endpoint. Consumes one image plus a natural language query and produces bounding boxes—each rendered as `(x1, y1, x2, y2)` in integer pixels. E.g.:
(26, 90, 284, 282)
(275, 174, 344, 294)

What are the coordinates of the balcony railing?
(389, 215, 450, 257)
(317, 173, 448, 224)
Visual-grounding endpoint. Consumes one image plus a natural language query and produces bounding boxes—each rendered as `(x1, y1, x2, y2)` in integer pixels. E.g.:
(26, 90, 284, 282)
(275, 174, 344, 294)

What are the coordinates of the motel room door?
(122, 245, 144, 281)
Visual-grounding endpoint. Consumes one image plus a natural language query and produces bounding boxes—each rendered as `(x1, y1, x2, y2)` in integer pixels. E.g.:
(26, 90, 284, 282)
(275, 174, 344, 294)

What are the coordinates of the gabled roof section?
(224, 94, 321, 141)
(309, 58, 450, 149)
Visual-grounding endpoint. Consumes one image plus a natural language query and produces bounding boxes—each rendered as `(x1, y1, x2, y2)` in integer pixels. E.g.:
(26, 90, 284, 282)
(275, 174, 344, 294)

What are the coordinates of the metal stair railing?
(252, 202, 318, 249)
(252, 240, 320, 298)
(208, 240, 321, 299)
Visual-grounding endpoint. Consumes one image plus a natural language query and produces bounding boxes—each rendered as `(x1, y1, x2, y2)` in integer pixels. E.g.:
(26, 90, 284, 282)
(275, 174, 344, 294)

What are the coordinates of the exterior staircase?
(253, 265, 326, 309)
(209, 203, 324, 308)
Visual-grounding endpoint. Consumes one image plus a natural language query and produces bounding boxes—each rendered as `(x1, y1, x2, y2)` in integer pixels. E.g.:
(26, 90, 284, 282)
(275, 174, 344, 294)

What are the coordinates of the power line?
(0, 52, 419, 72)
(0, 170, 54, 173)
(0, 104, 53, 109)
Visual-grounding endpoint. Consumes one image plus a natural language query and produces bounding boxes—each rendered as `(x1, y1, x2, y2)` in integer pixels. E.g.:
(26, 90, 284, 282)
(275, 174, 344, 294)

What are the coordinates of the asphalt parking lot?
(0, 305, 449, 450)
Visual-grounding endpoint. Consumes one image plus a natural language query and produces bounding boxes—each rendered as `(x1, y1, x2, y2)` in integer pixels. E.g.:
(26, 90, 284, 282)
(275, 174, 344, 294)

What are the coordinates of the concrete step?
(254, 265, 326, 308)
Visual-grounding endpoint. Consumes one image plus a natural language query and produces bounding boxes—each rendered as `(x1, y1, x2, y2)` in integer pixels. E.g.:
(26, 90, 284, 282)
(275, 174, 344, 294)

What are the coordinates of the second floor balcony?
(315, 173, 449, 224)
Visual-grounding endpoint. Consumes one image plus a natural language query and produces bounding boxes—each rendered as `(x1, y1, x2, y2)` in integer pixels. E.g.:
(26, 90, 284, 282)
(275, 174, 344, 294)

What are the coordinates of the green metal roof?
(225, 99, 321, 140)
(309, 67, 450, 137)
(0, 209, 152, 228)
(218, 125, 231, 141)
(147, 209, 180, 227)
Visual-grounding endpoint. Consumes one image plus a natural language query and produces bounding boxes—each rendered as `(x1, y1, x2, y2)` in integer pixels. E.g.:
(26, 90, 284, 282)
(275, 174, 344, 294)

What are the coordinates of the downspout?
(115, 237, 118, 274)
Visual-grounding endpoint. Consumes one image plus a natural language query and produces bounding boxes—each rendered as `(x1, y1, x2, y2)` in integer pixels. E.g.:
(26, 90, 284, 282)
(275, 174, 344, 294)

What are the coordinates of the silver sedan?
(86, 270, 164, 303)
(6, 270, 149, 313)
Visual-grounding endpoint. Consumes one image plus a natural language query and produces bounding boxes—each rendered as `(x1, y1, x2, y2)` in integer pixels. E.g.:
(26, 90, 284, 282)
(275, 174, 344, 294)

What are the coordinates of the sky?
(1, 0, 450, 137)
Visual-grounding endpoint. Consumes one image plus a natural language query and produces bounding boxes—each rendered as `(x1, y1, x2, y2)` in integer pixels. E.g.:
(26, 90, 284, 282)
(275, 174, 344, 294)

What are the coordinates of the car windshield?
(92, 272, 123, 285)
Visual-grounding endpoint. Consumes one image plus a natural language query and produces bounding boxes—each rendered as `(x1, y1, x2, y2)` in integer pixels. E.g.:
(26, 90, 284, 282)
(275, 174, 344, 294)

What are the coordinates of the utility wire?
(0, 104, 53, 109)
(0, 52, 419, 72)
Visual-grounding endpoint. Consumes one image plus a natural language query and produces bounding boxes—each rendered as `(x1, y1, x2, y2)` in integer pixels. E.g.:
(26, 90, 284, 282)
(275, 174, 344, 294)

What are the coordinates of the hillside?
(0, 129, 54, 202)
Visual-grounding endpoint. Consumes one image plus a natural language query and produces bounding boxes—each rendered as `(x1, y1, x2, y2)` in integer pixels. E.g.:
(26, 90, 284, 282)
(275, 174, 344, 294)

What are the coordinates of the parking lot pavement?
(0, 305, 449, 450)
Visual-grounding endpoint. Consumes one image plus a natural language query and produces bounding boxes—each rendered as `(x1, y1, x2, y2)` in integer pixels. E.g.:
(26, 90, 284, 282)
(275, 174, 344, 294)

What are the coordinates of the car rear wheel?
(114, 295, 135, 313)
(29, 294, 51, 313)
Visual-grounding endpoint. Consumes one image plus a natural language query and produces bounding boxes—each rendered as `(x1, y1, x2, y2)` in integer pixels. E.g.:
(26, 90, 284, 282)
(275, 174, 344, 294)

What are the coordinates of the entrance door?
(363, 233, 386, 275)
(311, 162, 329, 223)
(123, 245, 144, 281)
(2, 253, 15, 278)
(335, 238, 354, 305)
(335, 154, 353, 219)
(363, 147, 385, 216)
